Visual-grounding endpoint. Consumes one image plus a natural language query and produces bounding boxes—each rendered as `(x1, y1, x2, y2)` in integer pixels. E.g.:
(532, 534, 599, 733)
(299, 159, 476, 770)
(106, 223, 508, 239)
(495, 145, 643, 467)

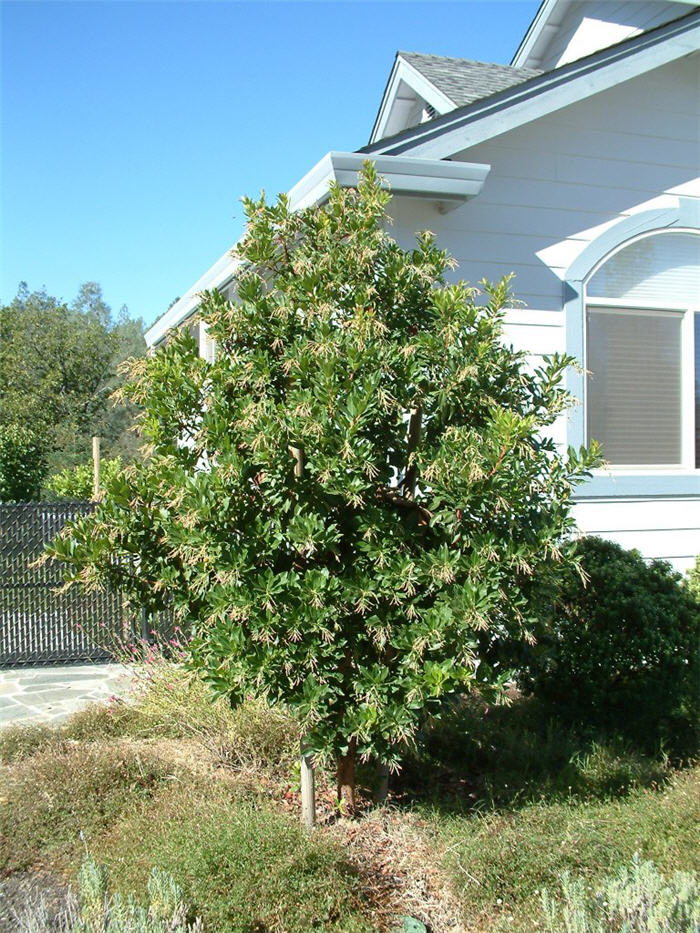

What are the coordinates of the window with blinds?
(587, 307, 682, 465)
(585, 231, 700, 469)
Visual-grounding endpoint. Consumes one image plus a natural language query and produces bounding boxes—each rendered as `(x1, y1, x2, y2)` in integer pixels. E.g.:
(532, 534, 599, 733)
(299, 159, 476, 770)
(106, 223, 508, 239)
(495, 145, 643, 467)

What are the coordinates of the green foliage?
(50, 164, 599, 774)
(540, 857, 699, 933)
(685, 555, 700, 602)
(46, 456, 125, 501)
(520, 537, 700, 754)
(433, 768, 700, 932)
(0, 422, 47, 501)
(0, 281, 145, 474)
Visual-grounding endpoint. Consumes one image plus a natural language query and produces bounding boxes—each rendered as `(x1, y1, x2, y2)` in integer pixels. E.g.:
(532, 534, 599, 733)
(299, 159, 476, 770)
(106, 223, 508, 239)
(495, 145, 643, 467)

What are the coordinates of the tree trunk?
(336, 738, 357, 814)
(374, 761, 389, 805)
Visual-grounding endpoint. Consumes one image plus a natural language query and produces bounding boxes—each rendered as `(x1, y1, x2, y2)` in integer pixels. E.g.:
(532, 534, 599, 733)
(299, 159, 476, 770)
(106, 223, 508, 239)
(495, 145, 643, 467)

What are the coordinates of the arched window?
(585, 231, 700, 469)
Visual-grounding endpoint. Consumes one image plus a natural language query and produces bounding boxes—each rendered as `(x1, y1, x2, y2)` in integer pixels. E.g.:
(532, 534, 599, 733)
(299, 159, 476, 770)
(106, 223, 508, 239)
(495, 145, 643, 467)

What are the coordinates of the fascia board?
(363, 14, 700, 160)
(369, 56, 455, 145)
(145, 250, 239, 347)
(511, 0, 567, 68)
(288, 151, 490, 213)
(286, 152, 336, 212)
(370, 57, 404, 145)
(394, 57, 457, 113)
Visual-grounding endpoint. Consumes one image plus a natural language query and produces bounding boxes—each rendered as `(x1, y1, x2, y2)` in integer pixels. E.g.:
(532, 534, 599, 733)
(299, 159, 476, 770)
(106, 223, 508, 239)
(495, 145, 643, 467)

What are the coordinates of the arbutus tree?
(50, 164, 600, 822)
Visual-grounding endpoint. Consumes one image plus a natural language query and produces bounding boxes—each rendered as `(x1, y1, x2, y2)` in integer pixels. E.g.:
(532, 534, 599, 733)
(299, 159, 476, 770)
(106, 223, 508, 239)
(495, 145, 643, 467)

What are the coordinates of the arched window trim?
(564, 201, 700, 499)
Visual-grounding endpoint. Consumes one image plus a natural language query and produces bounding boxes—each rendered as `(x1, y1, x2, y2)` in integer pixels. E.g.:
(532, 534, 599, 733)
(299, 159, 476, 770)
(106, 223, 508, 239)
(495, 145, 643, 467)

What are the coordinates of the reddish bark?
(336, 737, 357, 813)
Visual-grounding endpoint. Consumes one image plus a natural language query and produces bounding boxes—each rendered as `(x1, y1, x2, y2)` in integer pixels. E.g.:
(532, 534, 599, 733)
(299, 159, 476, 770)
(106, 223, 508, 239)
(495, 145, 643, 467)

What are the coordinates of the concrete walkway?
(0, 663, 136, 726)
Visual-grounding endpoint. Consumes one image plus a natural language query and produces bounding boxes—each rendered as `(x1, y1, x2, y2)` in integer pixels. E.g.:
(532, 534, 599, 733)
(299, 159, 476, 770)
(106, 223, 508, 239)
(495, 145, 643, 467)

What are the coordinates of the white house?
(146, 0, 700, 572)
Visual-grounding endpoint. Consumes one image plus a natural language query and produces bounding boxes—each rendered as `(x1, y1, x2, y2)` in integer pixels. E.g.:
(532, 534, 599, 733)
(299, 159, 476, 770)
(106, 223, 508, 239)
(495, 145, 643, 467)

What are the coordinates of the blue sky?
(1, 0, 538, 326)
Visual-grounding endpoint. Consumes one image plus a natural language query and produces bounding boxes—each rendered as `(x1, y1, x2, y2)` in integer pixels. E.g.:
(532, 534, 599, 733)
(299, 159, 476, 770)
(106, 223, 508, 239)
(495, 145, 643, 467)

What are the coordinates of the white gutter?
(288, 151, 489, 212)
(145, 250, 241, 347)
(146, 152, 490, 347)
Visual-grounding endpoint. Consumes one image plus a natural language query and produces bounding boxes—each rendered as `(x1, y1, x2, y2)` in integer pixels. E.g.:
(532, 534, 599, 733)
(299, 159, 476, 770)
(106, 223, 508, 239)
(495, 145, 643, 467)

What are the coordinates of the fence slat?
(0, 501, 172, 667)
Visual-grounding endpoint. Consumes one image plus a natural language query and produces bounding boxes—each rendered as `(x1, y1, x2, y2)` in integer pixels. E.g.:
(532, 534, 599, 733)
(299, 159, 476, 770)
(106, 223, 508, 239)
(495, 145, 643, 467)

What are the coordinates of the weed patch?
(0, 722, 57, 764)
(430, 768, 700, 931)
(0, 741, 178, 872)
(96, 784, 376, 933)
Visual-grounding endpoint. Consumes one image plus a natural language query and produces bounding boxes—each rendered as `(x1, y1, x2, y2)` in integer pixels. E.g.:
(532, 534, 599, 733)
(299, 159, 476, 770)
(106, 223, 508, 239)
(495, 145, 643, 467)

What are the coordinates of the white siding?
(573, 497, 700, 571)
(388, 55, 699, 315)
(385, 53, 700, 568)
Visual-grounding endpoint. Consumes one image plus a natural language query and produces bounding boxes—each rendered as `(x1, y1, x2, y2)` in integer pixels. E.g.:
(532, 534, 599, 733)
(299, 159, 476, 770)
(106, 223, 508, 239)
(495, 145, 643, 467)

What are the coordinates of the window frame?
(563, 209, 700, 498)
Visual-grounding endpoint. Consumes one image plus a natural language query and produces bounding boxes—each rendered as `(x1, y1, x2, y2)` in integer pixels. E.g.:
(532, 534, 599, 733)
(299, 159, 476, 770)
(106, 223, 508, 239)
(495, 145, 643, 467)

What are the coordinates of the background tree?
(0, 424, 47, 501)
(50, 166, 599, 812)
(0, 282, 146, 475)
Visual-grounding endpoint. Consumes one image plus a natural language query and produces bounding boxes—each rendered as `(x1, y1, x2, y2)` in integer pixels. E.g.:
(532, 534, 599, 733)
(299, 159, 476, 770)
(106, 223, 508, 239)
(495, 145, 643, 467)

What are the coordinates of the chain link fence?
(0, 502, 172, 667)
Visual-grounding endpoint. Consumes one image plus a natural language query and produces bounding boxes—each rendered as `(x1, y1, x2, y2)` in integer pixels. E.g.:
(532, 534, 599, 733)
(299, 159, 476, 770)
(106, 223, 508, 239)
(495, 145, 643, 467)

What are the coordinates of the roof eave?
(144, 251, 240, 347)
(510, 0, 565, 68)
(288, 151, 490, 212)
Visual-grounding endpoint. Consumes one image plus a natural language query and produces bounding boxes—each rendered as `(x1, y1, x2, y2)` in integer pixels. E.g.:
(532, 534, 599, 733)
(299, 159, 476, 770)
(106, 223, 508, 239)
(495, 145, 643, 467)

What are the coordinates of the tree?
(0, 424, 47, 502)
(0, 282, 146, 473)
(49, 165, 600, 814)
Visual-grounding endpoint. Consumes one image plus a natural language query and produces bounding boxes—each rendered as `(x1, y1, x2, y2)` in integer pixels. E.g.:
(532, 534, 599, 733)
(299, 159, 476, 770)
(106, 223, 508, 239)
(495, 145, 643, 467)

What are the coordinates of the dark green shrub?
(520, 537, 700, 754)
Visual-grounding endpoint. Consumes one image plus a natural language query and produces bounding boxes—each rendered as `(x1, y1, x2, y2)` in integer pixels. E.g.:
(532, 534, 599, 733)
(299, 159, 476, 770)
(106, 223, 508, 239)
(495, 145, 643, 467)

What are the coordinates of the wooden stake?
(92, 436, 101, 501)
(290, 444, 315, 829)
(300, 744, 316, 830)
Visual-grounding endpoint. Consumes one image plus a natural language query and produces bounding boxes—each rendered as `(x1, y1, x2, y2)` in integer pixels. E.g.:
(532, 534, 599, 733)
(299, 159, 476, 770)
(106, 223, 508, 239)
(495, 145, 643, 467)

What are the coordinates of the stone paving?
(0, 663, 136, 726)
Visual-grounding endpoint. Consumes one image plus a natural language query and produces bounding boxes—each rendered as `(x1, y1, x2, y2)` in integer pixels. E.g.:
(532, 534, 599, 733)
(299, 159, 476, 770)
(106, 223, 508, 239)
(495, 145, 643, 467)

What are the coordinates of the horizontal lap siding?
(388, 54, 699, 568)
(390, 58, 699, 311)
(573, 498, 700, 572)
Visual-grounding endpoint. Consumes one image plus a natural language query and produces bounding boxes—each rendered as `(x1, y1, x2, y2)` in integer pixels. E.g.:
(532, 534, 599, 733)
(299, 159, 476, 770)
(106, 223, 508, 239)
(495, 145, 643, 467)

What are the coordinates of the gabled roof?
(369, 50, 542, 144)
(399, 52, 542, 108)
(362, 8, 700, 158)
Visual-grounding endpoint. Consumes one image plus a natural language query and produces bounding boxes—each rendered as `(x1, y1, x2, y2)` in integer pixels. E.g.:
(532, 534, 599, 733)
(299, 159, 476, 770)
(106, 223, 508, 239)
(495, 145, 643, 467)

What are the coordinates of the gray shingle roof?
(399, 51, 543, 108)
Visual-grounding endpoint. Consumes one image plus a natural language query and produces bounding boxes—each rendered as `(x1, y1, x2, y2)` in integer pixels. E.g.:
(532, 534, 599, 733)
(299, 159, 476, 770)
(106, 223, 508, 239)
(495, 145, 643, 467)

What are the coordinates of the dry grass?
(337, 808, 466, 933)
